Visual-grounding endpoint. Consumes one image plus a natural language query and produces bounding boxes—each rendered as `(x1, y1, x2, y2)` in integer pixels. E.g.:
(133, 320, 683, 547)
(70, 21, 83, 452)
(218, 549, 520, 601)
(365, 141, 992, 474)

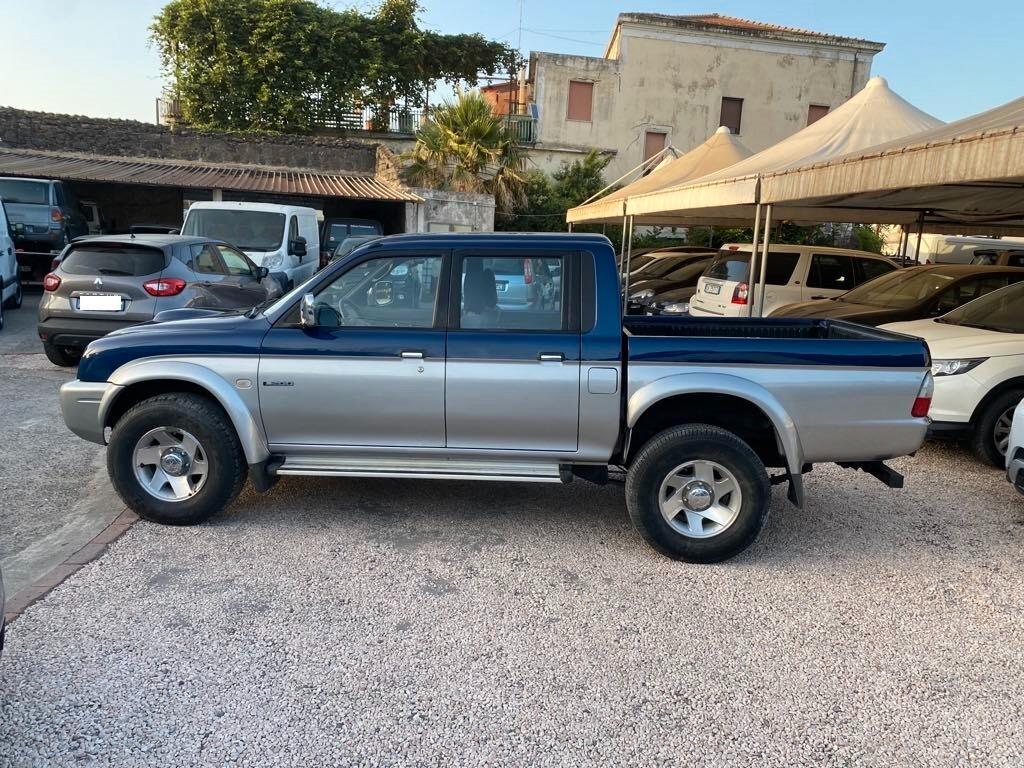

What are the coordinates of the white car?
(883, 281, 1024, 466)
(1006, 405, 1024, 494)
(689, 244, 897, 318)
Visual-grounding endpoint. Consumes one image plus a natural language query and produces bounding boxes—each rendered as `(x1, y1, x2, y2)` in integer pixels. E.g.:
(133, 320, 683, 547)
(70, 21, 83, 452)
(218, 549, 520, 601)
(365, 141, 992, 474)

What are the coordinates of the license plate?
(78, 294, 123, 311)
(496, 281, 508, 292)
(703, 283, 722, 295)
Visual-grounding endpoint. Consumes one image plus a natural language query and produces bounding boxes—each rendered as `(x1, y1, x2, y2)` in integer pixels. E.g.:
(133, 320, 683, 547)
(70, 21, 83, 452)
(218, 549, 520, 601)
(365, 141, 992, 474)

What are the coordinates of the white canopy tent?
(566, 126, 753, 225)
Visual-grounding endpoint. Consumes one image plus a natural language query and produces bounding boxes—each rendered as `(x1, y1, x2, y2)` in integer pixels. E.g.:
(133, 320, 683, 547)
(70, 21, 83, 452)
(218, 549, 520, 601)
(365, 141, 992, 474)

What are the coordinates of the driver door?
(258, 250, 448, 448)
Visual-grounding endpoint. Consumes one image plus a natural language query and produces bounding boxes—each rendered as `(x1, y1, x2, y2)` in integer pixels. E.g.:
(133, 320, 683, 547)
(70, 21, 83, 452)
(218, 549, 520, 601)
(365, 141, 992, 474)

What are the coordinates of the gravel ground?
(1, 442, 1023, 766)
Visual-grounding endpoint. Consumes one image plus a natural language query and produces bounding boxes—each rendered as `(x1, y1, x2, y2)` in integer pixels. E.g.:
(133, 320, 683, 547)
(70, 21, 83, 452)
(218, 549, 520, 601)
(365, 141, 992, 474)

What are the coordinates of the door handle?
(538, 353, 564, 362)
(810, 295, 827, 300)
(400, 350, 424, 359)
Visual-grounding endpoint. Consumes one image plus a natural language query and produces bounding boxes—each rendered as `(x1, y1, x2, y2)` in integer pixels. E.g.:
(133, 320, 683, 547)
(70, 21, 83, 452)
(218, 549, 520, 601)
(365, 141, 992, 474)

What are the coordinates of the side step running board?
(274, 456, 565, 483)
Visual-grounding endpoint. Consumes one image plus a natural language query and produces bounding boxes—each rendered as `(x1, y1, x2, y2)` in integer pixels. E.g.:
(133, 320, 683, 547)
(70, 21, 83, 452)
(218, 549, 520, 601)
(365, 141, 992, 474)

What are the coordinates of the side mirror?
(290, 236, 307, 259)
(256, 266, 270, 280)
(299, 293, 316, 328)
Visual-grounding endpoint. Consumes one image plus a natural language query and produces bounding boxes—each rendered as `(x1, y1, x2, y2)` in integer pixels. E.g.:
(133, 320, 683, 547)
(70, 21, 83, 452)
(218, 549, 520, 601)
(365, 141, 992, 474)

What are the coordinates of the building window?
(808, 104, 830, 125)
(644, 131, 668, 162)
(719, 97, 743, 135)
(567, 80, 594, 122)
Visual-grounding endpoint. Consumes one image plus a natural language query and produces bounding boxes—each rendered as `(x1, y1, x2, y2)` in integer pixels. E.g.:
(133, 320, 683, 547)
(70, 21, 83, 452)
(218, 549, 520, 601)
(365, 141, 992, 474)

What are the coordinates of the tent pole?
(899, 225, 909, 261)
(708, 226, 714, 248)
(747, 203, 762, 318)
(914, 212, 925, 263)
(567, 223, 573, 232)
(756, 204, 773, 317)
(622, 215, 635, 315)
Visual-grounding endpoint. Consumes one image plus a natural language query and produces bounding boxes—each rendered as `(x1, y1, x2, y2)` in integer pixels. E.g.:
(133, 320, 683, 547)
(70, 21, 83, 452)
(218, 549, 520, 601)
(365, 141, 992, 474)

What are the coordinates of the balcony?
(312, 106, 427, 136)
(505, 113, 538, 145)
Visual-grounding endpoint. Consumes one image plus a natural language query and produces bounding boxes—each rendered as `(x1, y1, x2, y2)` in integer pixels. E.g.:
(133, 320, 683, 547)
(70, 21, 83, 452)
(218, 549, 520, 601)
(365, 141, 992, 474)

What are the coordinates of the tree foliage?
(151, 0, 521, 132)
(403, 90, 526, 212)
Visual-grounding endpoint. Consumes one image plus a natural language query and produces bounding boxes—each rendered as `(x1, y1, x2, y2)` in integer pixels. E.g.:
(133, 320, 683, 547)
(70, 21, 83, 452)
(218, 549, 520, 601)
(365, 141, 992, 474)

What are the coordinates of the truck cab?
(58, 233, 933, 563)
(181, 202, 319, 289)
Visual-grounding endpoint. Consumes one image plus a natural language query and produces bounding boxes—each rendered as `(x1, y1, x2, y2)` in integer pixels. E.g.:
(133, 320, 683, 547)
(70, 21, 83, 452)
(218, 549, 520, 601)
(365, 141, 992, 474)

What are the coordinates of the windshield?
(842, 268, 955, 308)
(0, 179, 49, 205)
(182, 209, 285, 251)
(938, 281, 1024, 333)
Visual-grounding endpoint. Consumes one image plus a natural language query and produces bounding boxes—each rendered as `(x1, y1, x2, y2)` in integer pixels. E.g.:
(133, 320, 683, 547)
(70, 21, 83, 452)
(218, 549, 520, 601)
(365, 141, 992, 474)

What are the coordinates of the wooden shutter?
(567, 81, 594, 121)
(644, 131, 667, 161)
(808, 104, 830, 125)
(719, 97, 743, 135)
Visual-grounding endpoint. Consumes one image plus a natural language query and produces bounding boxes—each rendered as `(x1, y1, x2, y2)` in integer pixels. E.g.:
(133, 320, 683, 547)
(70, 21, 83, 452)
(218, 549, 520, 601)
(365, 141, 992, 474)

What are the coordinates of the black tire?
(625, 424, 771, 563)
(970, 388, 1024, 467)
(107, 393, 247, 525)
(42, 341, 81, 367)
(3, 277, 21, 309)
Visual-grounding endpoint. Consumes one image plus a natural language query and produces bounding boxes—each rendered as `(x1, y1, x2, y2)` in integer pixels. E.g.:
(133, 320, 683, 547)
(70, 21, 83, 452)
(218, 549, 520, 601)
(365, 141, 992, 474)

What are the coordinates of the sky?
(1, 0, 1021, 125)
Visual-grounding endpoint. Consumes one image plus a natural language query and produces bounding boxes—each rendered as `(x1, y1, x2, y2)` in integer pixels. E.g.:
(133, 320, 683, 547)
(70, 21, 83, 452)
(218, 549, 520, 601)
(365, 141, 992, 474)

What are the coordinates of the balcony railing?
(505, 113, 537, 145)
(312, 106, 426, 135)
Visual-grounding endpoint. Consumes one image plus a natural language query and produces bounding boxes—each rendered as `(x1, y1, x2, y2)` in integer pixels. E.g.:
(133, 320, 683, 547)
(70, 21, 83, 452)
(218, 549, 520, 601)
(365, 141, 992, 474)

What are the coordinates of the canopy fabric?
(759, 95, 1024, 234)
(565, 127, 753, 225)
(626, 76, 943, 221)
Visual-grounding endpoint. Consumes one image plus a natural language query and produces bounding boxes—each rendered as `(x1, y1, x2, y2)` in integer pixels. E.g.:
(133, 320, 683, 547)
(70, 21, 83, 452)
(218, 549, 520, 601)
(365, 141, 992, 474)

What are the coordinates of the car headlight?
(630, 288, 655, 302)
(661, 301, 690, 314)
(262, 253, 285, 270)
(931, 358, 987, 377)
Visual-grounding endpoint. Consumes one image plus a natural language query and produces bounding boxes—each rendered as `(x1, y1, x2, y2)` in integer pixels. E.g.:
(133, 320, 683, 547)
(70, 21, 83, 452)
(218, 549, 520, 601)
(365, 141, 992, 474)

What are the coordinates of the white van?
(689, 244, 898, 318)
(0, 199, 24, 331)
(908, 234, 1024, 265)
(181, 202, 320, 289)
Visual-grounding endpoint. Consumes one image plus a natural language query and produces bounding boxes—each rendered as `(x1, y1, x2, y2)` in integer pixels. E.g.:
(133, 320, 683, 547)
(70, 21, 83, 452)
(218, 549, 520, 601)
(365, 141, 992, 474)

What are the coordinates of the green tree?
(403, 90, 526, 212)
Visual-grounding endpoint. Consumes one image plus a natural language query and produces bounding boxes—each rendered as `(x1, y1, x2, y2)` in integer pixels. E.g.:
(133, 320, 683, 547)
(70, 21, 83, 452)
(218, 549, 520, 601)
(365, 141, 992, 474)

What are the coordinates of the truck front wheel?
(625, 425, 771, 563)
(107, 393, 247, 525)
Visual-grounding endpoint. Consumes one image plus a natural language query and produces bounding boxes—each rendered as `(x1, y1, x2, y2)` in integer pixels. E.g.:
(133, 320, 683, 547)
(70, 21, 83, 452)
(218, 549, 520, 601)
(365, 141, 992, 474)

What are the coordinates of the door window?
(808, 254, 855, 290)
(855, 257, 896, 285)
(763, 252, 800, 285)
(935, 275, 1013, 314)
(458, 255, 565, 331)
(311, 254, 442, 328)
(216, 244, 255, 276)
(190, 244, 224, 275)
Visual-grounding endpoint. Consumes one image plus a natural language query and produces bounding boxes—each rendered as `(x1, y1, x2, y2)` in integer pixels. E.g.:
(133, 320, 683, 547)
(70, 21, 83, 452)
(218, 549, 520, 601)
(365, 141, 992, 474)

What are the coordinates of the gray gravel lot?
(0, 294, 122, 595)
(2, 441, 1023, 766)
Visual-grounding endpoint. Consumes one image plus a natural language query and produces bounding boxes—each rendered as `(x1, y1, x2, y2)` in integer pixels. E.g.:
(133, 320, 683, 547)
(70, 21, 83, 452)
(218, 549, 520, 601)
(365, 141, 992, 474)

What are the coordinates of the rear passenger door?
(446, 250, 581, 452)
(854, 256, 896, 287)
(805, 253, 855, 300)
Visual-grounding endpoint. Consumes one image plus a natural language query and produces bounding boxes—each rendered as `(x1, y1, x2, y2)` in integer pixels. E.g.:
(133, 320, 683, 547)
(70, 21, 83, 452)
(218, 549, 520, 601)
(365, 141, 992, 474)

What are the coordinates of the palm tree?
(403, 90, 526, 212)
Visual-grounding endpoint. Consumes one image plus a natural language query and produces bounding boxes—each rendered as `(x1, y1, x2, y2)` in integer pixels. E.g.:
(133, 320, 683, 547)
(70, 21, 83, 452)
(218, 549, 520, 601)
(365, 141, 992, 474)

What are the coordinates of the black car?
(771, 264, 1024, 325)
(626, 251, 716, 314)
(320, 218, 382, 265)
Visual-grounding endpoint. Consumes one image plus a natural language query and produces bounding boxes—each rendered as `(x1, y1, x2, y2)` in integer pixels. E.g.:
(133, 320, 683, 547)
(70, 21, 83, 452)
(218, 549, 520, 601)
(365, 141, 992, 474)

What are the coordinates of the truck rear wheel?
(107, 393, 247, 525)
(625, 424, 771, 563)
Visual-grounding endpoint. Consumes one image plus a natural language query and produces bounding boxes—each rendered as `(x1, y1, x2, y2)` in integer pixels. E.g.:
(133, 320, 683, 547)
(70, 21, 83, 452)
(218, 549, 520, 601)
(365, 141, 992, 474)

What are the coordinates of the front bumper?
(59, 379, 121, 445)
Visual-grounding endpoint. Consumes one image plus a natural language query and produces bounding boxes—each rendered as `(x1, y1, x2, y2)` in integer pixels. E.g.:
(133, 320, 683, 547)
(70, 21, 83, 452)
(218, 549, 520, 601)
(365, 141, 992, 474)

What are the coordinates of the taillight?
(523, 258, 534, 284)
(143, 277, 187, 296)
(43, 273, 61, 291)
(51, 207, 64, 223)
(912, 373, 934, 418)
(731, 282, 749, 305)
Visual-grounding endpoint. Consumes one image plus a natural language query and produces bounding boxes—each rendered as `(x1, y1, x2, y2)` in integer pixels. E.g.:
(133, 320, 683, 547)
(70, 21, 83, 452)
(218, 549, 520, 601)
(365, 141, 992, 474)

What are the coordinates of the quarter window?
(459, 255, 565, 331)
(311, 255, 442, 328)
(763, 252, 800, 285)
(808, 254, 855, 290)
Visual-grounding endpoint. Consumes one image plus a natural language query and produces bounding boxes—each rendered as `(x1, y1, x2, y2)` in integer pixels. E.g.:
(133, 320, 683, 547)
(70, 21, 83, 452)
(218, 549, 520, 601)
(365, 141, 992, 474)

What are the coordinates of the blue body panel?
(261, 326, 446, 359)
(447, 330, 580, 361)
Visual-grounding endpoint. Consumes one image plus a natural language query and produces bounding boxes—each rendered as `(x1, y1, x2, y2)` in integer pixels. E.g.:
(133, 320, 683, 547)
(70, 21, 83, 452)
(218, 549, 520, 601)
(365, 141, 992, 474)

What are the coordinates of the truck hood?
(880, 319, 1024, 358)
(78, 311, 272, 382)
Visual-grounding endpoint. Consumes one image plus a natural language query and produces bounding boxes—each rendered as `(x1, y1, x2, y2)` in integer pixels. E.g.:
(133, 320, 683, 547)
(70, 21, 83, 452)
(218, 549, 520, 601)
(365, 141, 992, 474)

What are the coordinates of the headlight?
(661, 301, 690, 314)
(931, 358, 987, 376)
(630, 288, 655, 301)
(262, 253, 284, 270)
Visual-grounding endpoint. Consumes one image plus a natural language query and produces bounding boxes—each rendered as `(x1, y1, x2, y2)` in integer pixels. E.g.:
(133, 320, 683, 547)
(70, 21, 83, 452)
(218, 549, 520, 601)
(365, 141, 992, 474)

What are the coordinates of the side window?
(217, 244, 255, 276)
(808, 254, 855, 290)
(189, 244, 224, 275)
(53, 183, 65, 207)
(459, 255, 565, 331)
(312, 255, 442, 328)
(936, 276, 1010, 313)
(764, 252, 800, 285)
(855, 257, 896, 285)
(1007, 252, 1024, 267)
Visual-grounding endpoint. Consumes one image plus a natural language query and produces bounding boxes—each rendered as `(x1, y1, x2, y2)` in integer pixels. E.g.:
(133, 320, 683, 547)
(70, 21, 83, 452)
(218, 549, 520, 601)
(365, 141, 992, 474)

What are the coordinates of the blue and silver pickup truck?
(59, 233, 934, 562)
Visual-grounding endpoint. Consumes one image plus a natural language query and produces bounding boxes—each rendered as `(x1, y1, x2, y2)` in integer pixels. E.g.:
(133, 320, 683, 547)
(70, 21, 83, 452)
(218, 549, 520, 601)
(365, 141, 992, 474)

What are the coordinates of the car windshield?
(0, 179, 49, 205)
(937, 281, 1024, 333)
(841, 269, 956, 308)
(181, 209, 285, 251)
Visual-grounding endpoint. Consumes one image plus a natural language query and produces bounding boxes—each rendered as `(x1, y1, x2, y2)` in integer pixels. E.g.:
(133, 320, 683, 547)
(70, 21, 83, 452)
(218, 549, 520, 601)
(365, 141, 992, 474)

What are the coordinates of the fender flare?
(627, 371, 804, 478)
(101, 359, 270, 465)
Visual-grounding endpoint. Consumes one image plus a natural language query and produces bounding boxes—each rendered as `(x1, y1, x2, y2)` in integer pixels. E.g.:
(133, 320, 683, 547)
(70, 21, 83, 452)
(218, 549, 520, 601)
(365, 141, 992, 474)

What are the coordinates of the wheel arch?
(969, 376, 1024, 425)
(101, 361, 270, 465)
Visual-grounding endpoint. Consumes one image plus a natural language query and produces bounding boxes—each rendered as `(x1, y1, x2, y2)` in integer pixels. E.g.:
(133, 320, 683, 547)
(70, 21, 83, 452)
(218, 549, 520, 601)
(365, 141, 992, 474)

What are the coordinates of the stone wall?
(0, 107, 378, 174)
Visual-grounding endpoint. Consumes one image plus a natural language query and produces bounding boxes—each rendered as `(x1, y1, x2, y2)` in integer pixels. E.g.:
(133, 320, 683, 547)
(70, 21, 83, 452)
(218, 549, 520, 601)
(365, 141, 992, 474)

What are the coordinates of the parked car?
(58, 233, 933, 564)
(181, 202, 319, 289)
(79, 199, 106, 235)
(0, 177, 90, 284)
(38, 234, 279, 366)
(129, 223, 180, 236)
(1005, 404, 1024, 495)
(907, 234, 1024, 265)
(882, 280, 1024, 466)
(970, 247, 1024, 267)
(1, 198, 25, 332)
(772, 265, 1024, 326)
(320, 218, 382, 265)
(487, 256, 561, 310)
(626, 252, 716, 314)
(330, 234, 381, 263)
(624, 245, 715, 276)
(689, 244, 898, 317)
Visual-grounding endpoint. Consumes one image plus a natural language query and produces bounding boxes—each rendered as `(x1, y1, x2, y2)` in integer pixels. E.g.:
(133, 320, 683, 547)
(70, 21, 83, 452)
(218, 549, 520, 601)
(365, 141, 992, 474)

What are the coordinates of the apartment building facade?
(523, 13, 885, 180)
